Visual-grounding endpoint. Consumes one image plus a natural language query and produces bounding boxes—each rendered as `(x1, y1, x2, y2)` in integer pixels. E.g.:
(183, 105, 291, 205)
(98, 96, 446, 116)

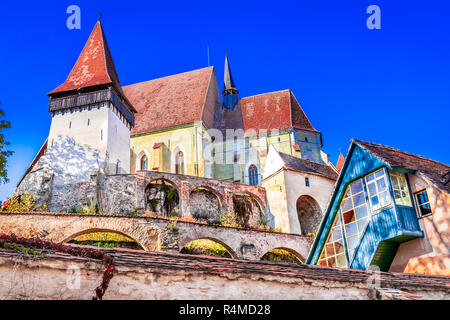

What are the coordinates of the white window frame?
(365, 168, 392, 212)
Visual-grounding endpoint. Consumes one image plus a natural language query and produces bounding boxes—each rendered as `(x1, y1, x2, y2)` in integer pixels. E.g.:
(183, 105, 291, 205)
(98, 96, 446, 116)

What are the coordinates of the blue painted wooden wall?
(307, 142, 423, 271)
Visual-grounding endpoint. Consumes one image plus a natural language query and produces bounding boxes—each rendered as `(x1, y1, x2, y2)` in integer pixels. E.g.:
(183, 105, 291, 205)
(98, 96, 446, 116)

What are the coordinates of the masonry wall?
(389, 174, 450, 276)
(1, 250, 447, 300)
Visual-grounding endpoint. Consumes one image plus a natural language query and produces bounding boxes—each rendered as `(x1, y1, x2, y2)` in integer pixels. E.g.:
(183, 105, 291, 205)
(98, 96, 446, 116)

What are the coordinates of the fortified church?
(17, 20, 338, 236)
(14, 20, 450, 278)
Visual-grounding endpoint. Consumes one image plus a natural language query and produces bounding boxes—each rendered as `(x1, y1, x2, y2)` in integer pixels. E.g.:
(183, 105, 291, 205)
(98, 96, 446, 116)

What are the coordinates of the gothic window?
(248, 165, 258, 186)
(140, 155, 148, 171)
(175, 151, 184, 174)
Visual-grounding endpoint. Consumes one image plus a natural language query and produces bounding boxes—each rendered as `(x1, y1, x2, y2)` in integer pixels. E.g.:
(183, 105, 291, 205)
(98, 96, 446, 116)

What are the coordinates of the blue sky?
(0, 0, 449, 201)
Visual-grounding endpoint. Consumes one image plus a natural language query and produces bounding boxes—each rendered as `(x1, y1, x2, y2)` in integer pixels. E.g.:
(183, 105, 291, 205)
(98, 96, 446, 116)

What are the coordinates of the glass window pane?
(367, 173, 375, 182)
(341, 198, 353, 212)
(353, 193, 365, 207)
(371, 195, 379, 208)
(355, 205, 368, 220)
(351, 180, 363, 195)
(345, 223, 358, 237)
(335, 241, 345, 254)
(379, 191, 390, 207)
(376, 178, 387, 192)
(391, 176, 399, 188)
(319, 259, 327, 266)
(332, 228, 342, 241)
(368, 182, 377, 196)
(375, 170, 384, 178)
(342, 210, 355, 224)
(347, 236, 359, 250)
(336, 254, 347, 267)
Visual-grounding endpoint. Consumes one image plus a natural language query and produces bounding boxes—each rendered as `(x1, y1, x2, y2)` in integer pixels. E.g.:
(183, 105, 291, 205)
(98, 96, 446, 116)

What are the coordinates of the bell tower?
(46, 19, 136, 180)
(222, 53, 239, 110)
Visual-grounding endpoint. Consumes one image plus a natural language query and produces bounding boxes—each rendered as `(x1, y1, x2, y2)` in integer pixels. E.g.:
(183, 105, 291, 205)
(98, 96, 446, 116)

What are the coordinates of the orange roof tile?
(123, 67, 215, 135)
(240, 89, 318, 133)
(48, 21, 123, 96)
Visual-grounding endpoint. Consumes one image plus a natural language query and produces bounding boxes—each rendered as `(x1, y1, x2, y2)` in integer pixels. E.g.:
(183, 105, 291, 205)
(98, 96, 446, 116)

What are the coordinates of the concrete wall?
(389, 174, 450, 275)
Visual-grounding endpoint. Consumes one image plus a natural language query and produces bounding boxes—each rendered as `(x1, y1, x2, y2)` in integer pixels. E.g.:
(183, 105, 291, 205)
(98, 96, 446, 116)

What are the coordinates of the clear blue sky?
(0, 0, 449, 201)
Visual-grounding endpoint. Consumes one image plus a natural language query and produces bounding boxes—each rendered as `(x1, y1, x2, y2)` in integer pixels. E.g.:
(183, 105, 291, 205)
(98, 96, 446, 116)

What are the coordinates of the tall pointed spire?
(48, 20, 123, 96)
(222, 52, 239, 110)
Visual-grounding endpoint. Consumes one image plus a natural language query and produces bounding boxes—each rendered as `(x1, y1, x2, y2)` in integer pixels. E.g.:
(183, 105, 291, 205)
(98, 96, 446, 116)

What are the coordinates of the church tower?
(45, 20, 135, 188)
(222, 54, 239, 110)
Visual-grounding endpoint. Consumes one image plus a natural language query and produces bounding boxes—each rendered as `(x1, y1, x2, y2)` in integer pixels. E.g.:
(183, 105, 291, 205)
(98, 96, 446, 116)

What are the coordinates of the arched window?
(175, 151, 184, 174)
(140, 155, 148, 171)
(248, 165, 258, 186)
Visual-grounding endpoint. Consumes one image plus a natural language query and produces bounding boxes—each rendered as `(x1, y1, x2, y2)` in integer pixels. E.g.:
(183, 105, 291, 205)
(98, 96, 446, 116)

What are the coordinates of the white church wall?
(106, 104, 131, 174)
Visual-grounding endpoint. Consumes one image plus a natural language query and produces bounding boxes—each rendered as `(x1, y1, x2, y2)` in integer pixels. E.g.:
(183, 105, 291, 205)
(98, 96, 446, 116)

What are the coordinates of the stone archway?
(296, 195, 322, 235)
(189, 187, 222, 224)
(180, 237, 237, 259)
(260, 247, 305, 264)
(145, 179, 180, 217)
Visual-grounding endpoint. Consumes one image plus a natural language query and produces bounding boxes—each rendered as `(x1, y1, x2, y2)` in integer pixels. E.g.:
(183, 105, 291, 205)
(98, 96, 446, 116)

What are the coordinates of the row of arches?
(143, 178, 264, 227)
(67, 230, 304, 264)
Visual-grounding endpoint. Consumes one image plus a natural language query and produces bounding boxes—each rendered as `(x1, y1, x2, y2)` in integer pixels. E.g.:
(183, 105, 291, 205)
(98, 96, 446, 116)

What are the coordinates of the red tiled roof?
(354, 140, 450, 193)
(336, 153, 345, 172)
(123, 67, 215, 135)
(153, 142, 163, 149)
(48, 21, 123, 96)
(240, 89, 318, 133)
(278, 151, 338, 181)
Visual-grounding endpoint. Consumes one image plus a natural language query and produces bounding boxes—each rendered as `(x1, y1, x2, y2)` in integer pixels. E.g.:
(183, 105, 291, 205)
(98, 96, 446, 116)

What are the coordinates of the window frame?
(364, 168, 392, 212)
(414, 189, 433, 218)
(389, 170, 413, 207)
(248, 164, 259, 186)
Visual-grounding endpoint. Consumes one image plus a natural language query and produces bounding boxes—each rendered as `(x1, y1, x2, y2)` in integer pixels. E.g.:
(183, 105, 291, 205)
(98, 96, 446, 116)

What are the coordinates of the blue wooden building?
(307, 139, 450, 273)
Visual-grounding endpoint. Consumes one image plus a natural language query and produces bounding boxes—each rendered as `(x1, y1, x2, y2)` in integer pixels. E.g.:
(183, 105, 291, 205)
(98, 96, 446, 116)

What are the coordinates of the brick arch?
(55, 218, 162, 252)
(145, 178, 182, 216)
(260, 247, 305, 264)
(179, 237, 238, 259)
(188, 186, 225, 223)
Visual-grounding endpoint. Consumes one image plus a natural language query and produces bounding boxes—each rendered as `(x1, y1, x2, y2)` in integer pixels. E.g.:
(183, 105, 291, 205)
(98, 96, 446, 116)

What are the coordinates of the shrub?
(1, 193, 36, 212)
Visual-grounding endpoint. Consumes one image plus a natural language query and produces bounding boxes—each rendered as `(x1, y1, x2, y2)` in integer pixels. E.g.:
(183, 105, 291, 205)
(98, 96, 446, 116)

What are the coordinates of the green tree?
(0, 104, 13, 184)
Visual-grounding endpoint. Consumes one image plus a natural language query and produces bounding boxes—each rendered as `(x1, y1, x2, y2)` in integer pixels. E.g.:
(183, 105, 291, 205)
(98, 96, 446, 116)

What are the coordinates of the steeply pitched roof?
(223, 55, 237, 91)
(354, 140, 450, 193)
(239, 89, 318, 133)
(123, 67, 216, 135)
(48, 21, 123, 96)
(278, 151, 338, 181)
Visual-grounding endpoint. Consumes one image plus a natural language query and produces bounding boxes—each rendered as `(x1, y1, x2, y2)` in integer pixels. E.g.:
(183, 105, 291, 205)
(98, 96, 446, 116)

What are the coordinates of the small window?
(87, 119, 90, 126)
(305, 177, 310, 187)
(415, 190, 432, 217)
(365, 169, 391, 211)
(175, 151, 184, 174)
(305, 137, 308, 142)
(69, 121, 71, 129)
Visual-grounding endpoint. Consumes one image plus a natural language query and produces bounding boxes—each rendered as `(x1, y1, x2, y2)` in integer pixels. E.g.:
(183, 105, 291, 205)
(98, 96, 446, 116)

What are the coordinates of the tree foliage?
(0, 105, 13, 184)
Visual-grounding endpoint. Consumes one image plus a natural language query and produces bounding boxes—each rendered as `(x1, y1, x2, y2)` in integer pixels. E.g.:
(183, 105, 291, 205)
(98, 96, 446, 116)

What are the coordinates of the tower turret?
(222, 54, 239, 110)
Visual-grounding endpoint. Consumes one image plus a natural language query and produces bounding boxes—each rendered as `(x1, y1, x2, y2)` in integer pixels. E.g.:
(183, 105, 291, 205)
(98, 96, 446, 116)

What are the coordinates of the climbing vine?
(0, 233, 115, 300)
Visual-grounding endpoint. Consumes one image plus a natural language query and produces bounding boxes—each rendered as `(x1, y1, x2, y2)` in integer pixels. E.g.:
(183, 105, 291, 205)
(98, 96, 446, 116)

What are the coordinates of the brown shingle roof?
(240, 89, 318, 133)
(123, 67, 215, 135)
(354, 140, 450, 193)
(278, 151, 338, 181)
(48, 21, 123, 96)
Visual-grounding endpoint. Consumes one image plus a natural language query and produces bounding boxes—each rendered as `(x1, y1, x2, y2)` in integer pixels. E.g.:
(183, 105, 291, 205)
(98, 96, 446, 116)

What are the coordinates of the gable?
(307, 143, 388, 264)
